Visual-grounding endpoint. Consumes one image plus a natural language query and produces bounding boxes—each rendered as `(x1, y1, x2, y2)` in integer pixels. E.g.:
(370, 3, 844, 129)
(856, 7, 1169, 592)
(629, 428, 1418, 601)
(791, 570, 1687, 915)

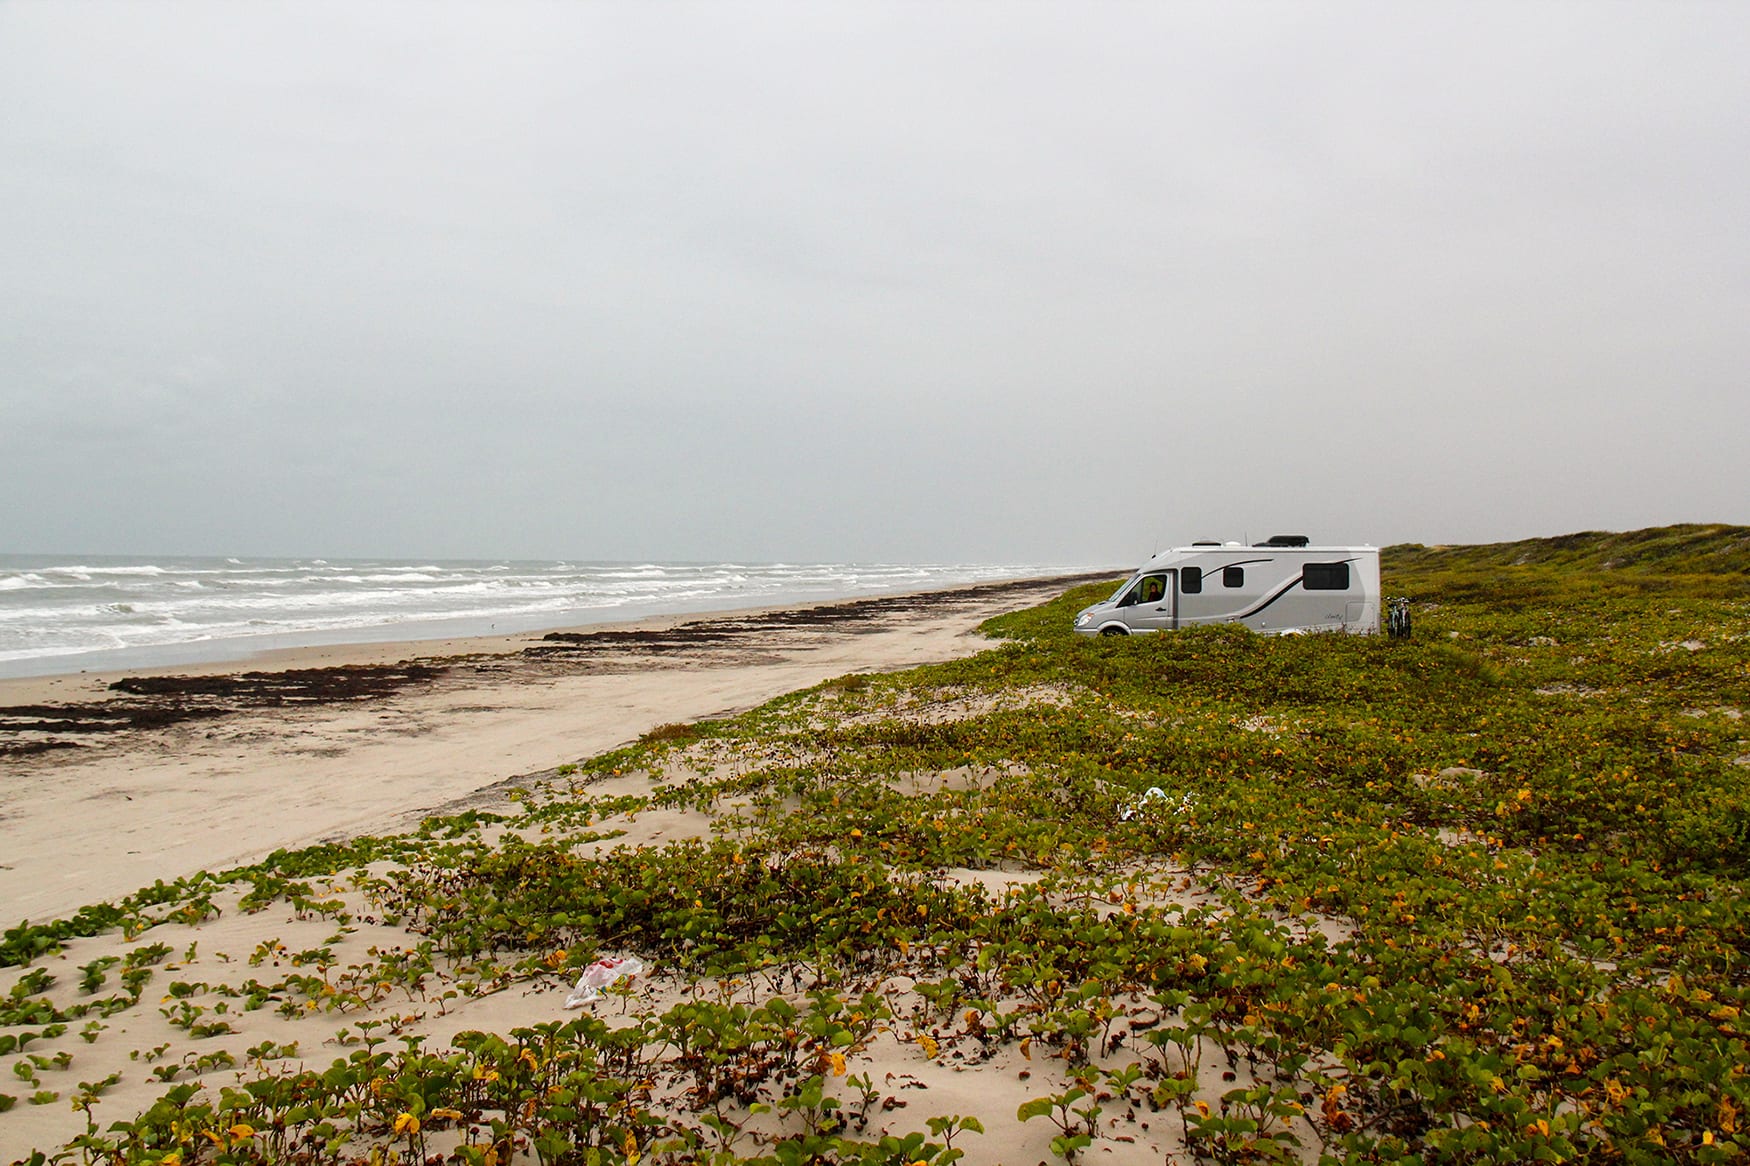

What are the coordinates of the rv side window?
(1181, 566, 1202, 594)
(1223, 566, 1244, 588)
(1303, 562, 1351, 590)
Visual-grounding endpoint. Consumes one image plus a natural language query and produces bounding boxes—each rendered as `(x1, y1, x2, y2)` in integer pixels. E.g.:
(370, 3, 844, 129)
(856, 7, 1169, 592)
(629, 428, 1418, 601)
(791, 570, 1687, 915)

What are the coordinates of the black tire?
(1099, 625, 1128, 637)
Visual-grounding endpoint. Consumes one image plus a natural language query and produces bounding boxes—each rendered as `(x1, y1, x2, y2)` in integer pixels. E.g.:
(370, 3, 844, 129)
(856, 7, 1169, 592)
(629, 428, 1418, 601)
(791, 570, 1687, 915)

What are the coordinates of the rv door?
(1117, 571, 1175, 632)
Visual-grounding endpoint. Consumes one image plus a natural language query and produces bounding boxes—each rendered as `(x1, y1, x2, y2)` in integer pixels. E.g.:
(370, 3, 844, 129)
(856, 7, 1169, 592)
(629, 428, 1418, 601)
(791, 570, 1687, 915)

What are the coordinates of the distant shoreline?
(0, 570, 1116, 704)
(0, 566, 1116, 682)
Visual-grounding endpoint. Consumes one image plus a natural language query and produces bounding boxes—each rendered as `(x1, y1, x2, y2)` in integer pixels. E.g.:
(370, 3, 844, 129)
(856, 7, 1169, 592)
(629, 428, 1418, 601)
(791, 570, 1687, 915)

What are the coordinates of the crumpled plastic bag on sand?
(563, 956, 647, 1009)
(1120, 786, 1196, 821)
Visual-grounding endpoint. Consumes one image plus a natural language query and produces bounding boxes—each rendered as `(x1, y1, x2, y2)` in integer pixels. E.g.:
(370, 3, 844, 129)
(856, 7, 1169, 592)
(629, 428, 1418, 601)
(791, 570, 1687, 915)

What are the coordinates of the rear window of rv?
(1302, 562, 1351, 590)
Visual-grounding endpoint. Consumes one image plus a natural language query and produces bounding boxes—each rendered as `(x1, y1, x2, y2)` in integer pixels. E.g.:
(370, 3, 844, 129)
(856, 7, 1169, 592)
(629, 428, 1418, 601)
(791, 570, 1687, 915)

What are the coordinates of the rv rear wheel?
(1099, 625, 1128, 636)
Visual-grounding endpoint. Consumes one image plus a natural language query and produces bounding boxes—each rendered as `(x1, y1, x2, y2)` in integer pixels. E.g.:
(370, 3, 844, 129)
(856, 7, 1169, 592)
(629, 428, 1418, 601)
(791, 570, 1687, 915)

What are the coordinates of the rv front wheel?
(1099, 626, 1128, 637)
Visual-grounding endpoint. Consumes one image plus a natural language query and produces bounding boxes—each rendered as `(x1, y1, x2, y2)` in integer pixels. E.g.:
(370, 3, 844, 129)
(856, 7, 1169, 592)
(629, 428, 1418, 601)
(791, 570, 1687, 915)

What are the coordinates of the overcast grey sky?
(2, 2, 1745, 564)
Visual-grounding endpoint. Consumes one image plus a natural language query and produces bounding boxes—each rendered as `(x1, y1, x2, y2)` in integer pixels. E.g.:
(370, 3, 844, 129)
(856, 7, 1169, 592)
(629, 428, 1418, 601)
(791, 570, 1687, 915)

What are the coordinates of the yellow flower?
(827, 1052, 847, 1076)
(393, 1112, 420, 1136)
(228, 1124, 256, 1142)
(914, 1034, 939, 1059)
(431, 1107, 464, 1122)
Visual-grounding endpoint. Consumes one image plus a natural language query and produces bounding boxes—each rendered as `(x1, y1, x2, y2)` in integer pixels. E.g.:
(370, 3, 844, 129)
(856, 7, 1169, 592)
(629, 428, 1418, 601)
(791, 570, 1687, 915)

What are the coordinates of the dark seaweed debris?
(0, 664, 445, 756)
(108, 664, 444, 704)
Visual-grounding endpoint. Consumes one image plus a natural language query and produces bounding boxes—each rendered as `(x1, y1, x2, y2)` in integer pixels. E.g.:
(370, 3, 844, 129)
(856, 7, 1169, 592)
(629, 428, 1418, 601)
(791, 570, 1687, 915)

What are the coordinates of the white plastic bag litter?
(563, 956, 647, 1009)
(1121, 787, 1168, 821)
(1121, 787, 1195, 821)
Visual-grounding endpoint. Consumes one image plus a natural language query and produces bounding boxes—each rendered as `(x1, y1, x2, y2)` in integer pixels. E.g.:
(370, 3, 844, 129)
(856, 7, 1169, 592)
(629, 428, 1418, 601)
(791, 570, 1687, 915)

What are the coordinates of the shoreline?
(0, 572, 1111, 925)
(0, 570, 1113, 688)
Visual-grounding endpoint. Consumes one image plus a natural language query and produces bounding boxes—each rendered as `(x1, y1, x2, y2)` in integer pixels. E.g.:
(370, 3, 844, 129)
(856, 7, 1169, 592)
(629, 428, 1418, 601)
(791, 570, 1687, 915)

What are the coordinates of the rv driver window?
(1122, 574, 1168, 606)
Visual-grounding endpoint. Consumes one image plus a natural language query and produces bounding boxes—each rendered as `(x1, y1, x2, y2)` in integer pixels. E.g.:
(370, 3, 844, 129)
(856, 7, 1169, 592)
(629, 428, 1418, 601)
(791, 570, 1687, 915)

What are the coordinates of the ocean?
(0, 555, 1077, 678)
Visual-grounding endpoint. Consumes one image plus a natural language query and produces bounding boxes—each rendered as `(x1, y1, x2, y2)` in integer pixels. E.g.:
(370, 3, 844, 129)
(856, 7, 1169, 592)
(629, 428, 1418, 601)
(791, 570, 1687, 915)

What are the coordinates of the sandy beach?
(3, 572, 1161, 1164)
(0, 575, 1104, 928)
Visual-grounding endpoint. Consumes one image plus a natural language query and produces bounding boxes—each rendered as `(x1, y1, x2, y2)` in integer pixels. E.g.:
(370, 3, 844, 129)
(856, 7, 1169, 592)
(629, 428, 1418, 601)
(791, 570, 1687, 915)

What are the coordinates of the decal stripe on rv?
(1237, 578, 1303, 620)
(1235, 556, 1360, 621)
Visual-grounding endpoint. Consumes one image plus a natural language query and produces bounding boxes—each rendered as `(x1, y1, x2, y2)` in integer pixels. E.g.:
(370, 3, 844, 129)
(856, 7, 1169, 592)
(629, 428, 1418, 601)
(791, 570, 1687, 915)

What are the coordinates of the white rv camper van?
(1074, 536, 1381, 637)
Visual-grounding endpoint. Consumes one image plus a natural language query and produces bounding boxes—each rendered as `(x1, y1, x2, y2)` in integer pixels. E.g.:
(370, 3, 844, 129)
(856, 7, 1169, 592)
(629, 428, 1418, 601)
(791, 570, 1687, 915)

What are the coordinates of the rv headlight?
(1075, 611, 1092, 627)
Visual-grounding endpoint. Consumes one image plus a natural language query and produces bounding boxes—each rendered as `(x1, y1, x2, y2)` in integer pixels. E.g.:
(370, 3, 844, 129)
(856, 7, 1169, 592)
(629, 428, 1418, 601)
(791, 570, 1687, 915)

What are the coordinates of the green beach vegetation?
(3, 523, 1749, 1164)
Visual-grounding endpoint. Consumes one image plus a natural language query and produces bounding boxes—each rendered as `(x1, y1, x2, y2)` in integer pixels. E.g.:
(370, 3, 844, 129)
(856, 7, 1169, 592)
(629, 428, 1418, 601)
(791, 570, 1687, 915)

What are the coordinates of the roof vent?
(1258, 534, 1310, 547)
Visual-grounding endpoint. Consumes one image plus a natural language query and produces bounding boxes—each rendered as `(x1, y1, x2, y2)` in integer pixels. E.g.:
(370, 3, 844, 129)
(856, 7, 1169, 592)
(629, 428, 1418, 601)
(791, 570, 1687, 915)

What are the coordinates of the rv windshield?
(1108, 576, 1138, 603)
